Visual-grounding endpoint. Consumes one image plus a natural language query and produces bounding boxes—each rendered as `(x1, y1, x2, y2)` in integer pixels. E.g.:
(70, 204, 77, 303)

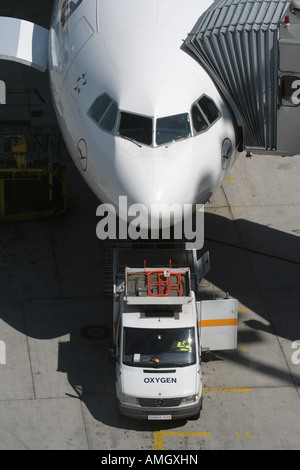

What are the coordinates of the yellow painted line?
(238, 308, 247, 312)
(165, 432, 210, 437)
(203, 387, 252, 393)
(153, 387, 251, 450)
(221, 206, 236, 212)
(154, 431, 164, 451)
(154, 431, 210, 451)
(198, 318, 238, 327)
(224, 177, 236, 181)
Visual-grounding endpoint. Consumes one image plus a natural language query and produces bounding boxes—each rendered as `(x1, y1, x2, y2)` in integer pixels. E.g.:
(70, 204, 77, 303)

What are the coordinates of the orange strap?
(199, 319, 237, 327)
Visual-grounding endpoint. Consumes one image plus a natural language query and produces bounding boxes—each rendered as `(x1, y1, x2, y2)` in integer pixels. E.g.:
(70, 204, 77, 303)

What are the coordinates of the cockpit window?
(192, 105, 208, 133)
(156, 113, 191, 146)
(100, 102, 118, 131)
(88, 94, 111, 122)
(88, 93, 118, 133)
(199, 95, 221, 123)
(191, 95, 221, 135)
(117, 112, 153, 146)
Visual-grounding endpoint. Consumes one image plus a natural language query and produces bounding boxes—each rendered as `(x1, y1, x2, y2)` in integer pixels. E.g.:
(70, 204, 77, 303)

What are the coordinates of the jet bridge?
(185, 0, 300, 156)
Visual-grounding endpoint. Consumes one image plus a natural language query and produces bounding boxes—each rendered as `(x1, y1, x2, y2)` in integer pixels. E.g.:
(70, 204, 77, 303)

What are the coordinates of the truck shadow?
(56, 332, 188, 432)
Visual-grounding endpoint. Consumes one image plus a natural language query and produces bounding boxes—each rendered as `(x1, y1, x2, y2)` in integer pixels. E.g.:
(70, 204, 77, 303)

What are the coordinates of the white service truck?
(112, 248, 237, 420)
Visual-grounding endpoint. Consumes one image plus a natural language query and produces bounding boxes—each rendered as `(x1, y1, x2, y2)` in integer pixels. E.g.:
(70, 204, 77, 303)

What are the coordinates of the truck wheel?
(189, 398, 202, 420)
(189, 410, 201, 420)
(115, 399, 126, 421)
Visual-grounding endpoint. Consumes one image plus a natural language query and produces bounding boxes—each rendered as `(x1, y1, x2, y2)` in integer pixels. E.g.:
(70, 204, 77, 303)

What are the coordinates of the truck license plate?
(148, 415, 172, 420)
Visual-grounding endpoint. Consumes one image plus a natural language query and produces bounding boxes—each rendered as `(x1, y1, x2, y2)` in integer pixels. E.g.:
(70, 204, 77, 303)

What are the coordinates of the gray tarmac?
(0, 0, 300, 451)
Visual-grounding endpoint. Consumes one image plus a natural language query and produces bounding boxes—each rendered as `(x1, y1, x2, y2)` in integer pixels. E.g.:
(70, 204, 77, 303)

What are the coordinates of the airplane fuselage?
(48, 0, 240, 226)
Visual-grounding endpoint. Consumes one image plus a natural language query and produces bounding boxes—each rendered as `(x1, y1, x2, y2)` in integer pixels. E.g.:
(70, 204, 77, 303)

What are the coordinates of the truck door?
(197, 299, 238, 351)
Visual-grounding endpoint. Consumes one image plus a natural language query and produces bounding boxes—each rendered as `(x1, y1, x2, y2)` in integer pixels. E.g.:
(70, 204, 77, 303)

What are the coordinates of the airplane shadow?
(1, 0, 299, 440)
(1, 193, 299, 430)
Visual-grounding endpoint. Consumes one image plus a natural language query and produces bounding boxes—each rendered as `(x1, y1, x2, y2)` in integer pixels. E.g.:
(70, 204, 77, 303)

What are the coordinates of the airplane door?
(197, 298, 238, 351)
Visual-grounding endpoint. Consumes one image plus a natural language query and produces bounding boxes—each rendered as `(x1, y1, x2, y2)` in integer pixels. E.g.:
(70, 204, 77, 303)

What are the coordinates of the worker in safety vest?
(170, 339, 192, 353)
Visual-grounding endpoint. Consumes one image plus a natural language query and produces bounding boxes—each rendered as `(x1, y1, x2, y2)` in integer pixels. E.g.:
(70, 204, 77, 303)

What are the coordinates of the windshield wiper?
(146, 361, 186, 368)
(118, 134, 142, 148)
(164, 135, 190, 148)
(161, 362, 186, 367)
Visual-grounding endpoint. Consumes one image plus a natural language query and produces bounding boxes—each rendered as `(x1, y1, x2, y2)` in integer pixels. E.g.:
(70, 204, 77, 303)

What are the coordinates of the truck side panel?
(197, 299, 238, 351)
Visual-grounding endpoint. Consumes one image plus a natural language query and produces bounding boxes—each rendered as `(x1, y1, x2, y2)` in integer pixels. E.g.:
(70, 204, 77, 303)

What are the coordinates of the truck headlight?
(120, 394, 139, 405)
(181, 394, 199, 404)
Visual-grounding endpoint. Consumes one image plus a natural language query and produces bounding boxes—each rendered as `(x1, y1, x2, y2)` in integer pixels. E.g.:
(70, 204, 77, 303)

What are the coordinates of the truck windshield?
(123, 327, 196, 368)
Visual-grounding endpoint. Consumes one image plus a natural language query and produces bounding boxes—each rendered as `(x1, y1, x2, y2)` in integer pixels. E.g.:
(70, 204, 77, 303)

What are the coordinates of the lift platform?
(0, 126, 70, 222)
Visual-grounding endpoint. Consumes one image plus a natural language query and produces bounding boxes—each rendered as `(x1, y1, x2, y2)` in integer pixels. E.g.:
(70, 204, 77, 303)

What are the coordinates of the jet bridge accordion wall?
(185, 0, 291, 152)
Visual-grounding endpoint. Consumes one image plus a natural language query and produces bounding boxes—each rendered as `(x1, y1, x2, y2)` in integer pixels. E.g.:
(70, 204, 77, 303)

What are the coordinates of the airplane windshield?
(123, 327, 196, 368)
(116, 111, 192, 147)
(117, 112, 153, 146)
(156, 113, 191, 146)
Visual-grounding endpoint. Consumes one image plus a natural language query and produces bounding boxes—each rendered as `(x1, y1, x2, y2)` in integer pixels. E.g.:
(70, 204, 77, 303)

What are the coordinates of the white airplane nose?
(114, 144, 198, 230)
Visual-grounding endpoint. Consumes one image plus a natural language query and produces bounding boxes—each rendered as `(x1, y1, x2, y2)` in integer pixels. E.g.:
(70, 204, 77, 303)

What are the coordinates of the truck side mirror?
(107, 348, 118, 363)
